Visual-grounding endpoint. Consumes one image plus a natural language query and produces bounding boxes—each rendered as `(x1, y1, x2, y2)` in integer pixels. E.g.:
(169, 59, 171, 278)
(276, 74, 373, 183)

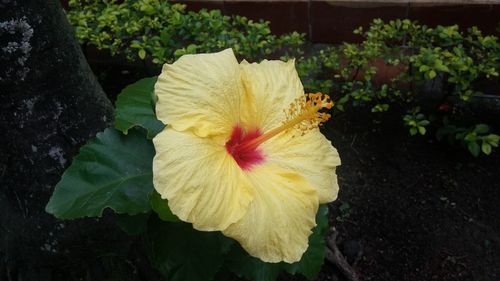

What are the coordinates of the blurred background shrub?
(67, 0, 305, 64)
(295, 19, 500, 156)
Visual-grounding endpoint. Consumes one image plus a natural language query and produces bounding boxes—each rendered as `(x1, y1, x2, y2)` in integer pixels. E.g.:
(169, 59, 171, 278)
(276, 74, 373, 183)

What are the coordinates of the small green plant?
(307, 19, 500, 156)
(67, 0, 305, 64)
(336, 202, 352, 223)
(437, 122, 500, 156)
(403, 107, 430, 136)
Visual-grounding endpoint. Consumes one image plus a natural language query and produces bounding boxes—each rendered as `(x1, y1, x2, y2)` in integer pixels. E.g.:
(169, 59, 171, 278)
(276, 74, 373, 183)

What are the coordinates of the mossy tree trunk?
(0, 0, 122, 280)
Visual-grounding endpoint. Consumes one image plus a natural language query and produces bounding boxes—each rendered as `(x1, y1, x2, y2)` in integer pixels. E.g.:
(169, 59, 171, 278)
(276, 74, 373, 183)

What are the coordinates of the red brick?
(409, 3, 500, 35)
(223, 0, 309, 35)
(171, 0, 225, 12)
(310, 1, 408, 44)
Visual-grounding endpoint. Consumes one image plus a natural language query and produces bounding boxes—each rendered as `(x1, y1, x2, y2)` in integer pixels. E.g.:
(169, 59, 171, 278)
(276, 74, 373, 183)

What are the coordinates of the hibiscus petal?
(155, 49, 243, 137)
(223, 165, 318, 263)
(152, 128, 254, 231)
(262, 129, 341, 204)
(239, 59, 304, 132)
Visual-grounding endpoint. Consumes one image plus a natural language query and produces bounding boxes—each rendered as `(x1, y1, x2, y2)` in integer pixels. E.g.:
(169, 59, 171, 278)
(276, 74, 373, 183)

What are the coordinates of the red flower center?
(225, 125, 265, 170)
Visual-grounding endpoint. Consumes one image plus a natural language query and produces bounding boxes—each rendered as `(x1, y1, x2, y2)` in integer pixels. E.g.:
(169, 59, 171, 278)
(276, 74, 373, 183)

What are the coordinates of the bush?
(67, 0, 305, 64)
(302, 19, 500, 156)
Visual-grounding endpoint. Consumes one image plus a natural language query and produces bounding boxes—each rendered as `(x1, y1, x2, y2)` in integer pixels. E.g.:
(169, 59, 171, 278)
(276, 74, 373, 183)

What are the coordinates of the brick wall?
(172, 0, 500, 43)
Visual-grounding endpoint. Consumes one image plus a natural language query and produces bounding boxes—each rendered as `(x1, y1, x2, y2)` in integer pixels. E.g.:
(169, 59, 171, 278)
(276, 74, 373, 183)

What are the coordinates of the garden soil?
(302, 107, 500, 281)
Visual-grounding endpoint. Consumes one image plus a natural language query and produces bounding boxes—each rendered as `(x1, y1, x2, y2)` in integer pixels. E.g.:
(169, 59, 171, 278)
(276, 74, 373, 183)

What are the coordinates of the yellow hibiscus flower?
(152, 49, 341, 263)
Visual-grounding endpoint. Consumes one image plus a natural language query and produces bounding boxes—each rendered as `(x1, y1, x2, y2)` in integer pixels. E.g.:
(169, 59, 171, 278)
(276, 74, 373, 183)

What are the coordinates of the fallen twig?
(325, 227, 360, 281)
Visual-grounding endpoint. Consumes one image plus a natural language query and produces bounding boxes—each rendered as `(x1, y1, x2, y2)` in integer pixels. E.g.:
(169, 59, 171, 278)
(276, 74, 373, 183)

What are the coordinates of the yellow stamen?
(239, 93, 333, 152)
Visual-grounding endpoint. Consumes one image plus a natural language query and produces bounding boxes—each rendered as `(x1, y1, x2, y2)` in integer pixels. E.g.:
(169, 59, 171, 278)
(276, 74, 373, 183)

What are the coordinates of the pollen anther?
(237, 93, 333, 152)
(284, 93, 333, 135)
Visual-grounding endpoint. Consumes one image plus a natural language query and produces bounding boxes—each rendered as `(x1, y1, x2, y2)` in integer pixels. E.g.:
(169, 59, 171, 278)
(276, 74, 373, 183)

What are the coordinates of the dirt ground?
(308, 107, 500, 281)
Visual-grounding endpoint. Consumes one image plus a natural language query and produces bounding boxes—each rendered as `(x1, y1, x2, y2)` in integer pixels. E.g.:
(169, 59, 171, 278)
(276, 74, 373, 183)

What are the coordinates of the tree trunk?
(0, 0, 121, 280)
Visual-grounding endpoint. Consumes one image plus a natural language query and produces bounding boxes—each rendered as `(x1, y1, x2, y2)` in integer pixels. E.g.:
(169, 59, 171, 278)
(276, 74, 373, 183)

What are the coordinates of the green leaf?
(467, 141, 480, 157)
(464, 132, 477, 142)
(138, 49, 146, 59)
(474, 124, 490, 134)
(225, 244, 283, 281)
(338, 95, 350, 104)
(410, 127, 418, 136)
(419, 120, 430, 126)
(46, 128, 155, 219)
(115, 212, 151, 235)
(146, 217, 233, 281)
(284, 205, 329, 279)
(428, 70, 437, 79)
(149, 190, 180, 222)
(481, 142, 492, 155)
(419, 65, 429, 72)
(115, 77, 165, 139)
(418, 126, 426, 135)
(484, 134, 500, 145)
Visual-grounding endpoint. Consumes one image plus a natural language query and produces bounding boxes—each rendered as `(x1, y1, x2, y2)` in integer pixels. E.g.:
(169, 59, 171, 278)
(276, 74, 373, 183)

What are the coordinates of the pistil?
(238, 93, 333, 152)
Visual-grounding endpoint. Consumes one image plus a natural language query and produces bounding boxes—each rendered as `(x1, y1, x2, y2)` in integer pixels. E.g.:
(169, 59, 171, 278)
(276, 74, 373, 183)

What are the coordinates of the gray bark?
(0, 0, 119, 280)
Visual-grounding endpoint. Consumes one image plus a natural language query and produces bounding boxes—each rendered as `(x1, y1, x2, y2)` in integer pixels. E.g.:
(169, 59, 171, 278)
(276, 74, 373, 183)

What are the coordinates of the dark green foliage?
(115, 212, 151, 235)
(114, 76, 164, 139)
(149, 190, 179, 222)
(437, 122, 499, 156)
(45, 128, 155, 219)
(225, 244, 284, 281)
(146, 217, 234, 281)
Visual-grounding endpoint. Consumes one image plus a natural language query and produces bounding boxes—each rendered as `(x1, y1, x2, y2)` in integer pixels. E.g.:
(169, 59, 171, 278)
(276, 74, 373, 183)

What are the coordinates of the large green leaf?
(149, 190, 180, 222)
(146, 217, 233, 281)
(225, 244, 284, 281)
(115, 77, 165, 139)
(284, 205, 329, 279)
(45, 128, 155, 219)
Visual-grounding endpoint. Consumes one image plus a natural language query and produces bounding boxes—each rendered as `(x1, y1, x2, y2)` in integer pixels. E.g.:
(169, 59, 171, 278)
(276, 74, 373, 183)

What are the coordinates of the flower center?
(225, 93, 332, 170)
(225, 125, 264, 170)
